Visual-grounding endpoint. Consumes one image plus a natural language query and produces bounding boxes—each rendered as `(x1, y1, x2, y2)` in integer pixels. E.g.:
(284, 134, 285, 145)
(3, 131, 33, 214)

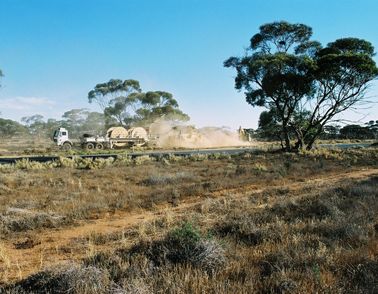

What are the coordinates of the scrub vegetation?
(0, 148, 377, 293)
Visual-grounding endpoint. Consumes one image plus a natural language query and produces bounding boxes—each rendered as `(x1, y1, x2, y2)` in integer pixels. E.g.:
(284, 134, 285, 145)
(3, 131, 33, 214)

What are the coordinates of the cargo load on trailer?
(53, 126, 150, 150)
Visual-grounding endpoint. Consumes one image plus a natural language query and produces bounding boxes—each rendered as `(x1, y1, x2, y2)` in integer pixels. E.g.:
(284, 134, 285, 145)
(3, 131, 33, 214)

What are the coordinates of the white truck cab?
(53, 127, 72, 150)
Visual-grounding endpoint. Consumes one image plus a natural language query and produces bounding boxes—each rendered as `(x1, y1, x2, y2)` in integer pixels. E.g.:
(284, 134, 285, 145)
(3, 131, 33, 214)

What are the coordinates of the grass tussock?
(0, 149, 376, 235)
(3, 174, 377, 293)
(8, 264, 110, 294)
(4, 223, 225, 293)
(0, 148, 377, 293)
(0, 209, 68, 235)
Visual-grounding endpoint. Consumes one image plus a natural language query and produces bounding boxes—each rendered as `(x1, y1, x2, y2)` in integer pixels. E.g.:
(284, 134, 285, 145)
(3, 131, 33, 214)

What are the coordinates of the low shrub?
(269, 198, 336, 222)
(166, 154, 185, 163)
(342, 258, 378, 294)
(252, 163, 268, 172)
(142, 172, 191, 186)
(188, 154, 209, 161)
(10, 264, 110, 294)
(57, 156, 76, 168)
(208, 153, 231, 160)
(13, 159, 59, 170)
(107, 222, 226, 274)
(215, 217, 264, 246)
(0, 210, 68, 234)
(134, 155, 155, 166)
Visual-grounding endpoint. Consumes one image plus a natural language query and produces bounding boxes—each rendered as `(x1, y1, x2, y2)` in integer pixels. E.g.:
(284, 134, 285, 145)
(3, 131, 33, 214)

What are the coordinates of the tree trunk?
(293, 127, 304, 151)
(305, 128, 323, 150)
(282, 125, 291, 151)
(294, 138, 303, 150)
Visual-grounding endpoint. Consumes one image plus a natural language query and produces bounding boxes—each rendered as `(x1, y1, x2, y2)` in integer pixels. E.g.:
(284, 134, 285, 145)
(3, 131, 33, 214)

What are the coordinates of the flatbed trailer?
(80, 135, 149, 150)
(53, 127, 152, 150)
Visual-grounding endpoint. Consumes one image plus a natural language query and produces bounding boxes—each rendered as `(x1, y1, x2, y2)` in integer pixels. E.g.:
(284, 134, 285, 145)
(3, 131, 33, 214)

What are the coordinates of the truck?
(53, 126, 150, 150)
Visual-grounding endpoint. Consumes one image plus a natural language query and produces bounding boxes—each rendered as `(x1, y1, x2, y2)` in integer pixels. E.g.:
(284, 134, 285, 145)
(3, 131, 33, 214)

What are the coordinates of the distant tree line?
(323, 121, 378, 140)
(0, 109, 105, 139)
(0, 76, 189, 139)
(255, 110, 378, 143)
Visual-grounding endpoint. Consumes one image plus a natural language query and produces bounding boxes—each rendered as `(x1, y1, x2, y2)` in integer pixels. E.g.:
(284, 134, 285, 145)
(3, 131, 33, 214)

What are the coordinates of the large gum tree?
(88, 79, 189, 127)
(225, 21, 378, 150)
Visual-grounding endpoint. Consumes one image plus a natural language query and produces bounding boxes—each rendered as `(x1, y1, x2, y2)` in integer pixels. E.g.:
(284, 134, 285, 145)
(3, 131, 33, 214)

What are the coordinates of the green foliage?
(188, 153, 209, 161)
(165, 153, 185, 162)
(0, 118, 28, 137)
(225, 21, 317, 150)
(88, 79, 189, 127)
(57, 156, 76, 168)
(18, 109, 106, 140)
(169, 222, 202, 246)
(133, 155, 155, 165)
(62, 109, 105, 138)
(252, 163, 268, 172)
(160, 222, 225, 273)
(225, 21, 378, 150)
(340, 124, 376, 139)
(13, 159, 59, 170)
(56, 157, 115, 170)
(15, 158, 44, 170)
(114, 154, 133, 166)
(257, 109, 282, 141)
(88, 79, 142, 108)
(135, 91, 190, 125)
(129, 222, 225, 273)
(21, 114, 45, 137)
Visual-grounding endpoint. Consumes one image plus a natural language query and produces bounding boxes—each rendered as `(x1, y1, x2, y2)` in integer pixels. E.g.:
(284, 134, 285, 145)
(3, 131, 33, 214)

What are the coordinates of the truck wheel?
(62, 142, 72, 151)
(132, 140, 146, 147)
(85, 142, 95, 150)
(96, 143, 104, 150)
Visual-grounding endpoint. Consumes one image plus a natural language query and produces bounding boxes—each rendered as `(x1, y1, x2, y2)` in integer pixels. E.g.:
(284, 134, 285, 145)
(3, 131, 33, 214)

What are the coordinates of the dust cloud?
(149, 119, 252, 149)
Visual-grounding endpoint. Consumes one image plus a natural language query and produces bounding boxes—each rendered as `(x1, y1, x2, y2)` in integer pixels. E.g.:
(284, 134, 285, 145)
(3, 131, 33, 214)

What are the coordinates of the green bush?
(15, 159, 45, 170)
(9, 264, 110, 293)
(114, 154, 133, 166)
(128, 222, 225, 273)
(134, 155, 155, 166)
(188, 154, 209, 161)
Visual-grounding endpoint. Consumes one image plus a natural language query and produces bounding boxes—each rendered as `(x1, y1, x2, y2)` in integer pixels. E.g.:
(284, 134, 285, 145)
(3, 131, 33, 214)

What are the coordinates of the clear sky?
(0, 0, 377, 129)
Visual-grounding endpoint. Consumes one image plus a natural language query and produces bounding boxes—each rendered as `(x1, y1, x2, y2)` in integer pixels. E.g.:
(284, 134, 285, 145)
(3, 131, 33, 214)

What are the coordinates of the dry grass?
(0, 149, 376, 234)
(0, 148, 377, 293)
(0, 136, 53, 157)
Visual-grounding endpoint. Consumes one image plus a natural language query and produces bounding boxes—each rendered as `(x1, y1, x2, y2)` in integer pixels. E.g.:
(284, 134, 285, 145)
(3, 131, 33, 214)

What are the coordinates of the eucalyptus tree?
(300, 38, 378, 149)
(61, 108, 106, 137)
(225, 21, 318, 150)
(0, 118, 28, 137)
(225, 21, 378, 150)
(88, 79, 189, 127)
(21, 114, 45, 136)
(88, 79, 142, 126)
(135, 91, 190, 125)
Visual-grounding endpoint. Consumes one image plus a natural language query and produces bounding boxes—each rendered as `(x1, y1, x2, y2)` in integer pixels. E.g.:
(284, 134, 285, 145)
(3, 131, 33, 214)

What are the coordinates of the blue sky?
(0, 0, 377, 129)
